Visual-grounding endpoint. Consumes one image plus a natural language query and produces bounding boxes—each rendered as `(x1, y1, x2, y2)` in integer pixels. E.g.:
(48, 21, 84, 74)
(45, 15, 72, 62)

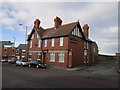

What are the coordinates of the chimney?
(34, 19, 40, 29)
(54, 16, 62, 28)
(82, 24, 89, 37)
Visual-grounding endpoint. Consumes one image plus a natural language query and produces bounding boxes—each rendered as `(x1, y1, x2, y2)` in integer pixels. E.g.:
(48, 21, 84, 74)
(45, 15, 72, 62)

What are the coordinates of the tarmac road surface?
(2, 62, 118, 88)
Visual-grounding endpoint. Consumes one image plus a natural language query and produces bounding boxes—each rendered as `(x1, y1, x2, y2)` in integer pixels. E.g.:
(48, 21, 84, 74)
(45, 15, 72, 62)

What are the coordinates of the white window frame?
(58, 52, 64, 63)
(74, 29, 76, 35)
(72, 31, 74, 35)
(60, 37, 63, 46)
(44, 40, 47, 47)
(16, 49, 19, 54)
(51, 38, 54, 47)
(75, 27, 78, 36)
(84, 50, 87, 56)
(22, 50, 26, 54)
(38, 39, 41, 47)
(50, 52, 55, 62)
(29, 53, 32, 59)
(37, 53, 41, 60)
(30, 40, 32, 48)
(77, 27, 79, 37)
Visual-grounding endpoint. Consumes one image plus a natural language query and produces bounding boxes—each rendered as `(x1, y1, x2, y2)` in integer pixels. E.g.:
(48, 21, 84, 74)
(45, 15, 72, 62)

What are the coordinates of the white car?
(1, 59, 8, 63)
(16, 59, 29, 66)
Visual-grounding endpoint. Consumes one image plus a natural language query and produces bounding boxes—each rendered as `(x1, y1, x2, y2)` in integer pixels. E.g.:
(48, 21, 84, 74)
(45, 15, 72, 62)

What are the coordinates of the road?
(2, 62, 118, 88)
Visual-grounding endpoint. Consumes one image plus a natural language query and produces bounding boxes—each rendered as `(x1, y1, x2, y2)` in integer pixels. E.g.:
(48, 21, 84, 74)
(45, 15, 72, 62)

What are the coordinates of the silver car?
(1, 59, 8, 63)
(16, 59, 29, 66)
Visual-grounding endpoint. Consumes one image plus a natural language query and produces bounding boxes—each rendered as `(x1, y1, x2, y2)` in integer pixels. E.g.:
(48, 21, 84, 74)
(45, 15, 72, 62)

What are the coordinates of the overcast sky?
(0, 1, 118, 55)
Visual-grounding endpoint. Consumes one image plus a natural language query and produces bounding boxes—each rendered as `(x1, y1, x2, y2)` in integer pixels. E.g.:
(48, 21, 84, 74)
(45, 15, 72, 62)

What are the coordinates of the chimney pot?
(82, 24, 89, 37)
(54, 16, 62, 28)
(34, 19, 40, 29)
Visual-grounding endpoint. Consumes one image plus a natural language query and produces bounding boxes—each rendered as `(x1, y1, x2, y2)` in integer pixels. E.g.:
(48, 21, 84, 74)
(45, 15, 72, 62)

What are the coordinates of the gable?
(41, 21, 78, 39)
(27, 21, 92, 42)
(71, 25, 82, 37)
(27, 27, 44, 41)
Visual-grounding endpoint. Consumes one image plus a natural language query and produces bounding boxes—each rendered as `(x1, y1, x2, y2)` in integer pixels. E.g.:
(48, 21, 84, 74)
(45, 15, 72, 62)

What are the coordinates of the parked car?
(16, 59, 29, 66)
(28, 60, 46, 68)
(1, 59, 8, 63)
(8, 58, 18, 64)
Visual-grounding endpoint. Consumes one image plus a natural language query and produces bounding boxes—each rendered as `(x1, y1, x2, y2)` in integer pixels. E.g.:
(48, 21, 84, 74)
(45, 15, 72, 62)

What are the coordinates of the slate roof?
(42, 21, 78, 39)
(27, 21, 93, 42)
(17, 44, 26, 50)
(0, 41, 13, 48)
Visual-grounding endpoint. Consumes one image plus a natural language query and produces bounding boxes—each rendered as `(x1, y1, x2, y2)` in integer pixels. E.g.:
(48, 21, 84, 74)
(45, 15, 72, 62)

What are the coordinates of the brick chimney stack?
(34, 19, 40, 29)
(54, 16, 62, 29)
(82, 24, 89, 37)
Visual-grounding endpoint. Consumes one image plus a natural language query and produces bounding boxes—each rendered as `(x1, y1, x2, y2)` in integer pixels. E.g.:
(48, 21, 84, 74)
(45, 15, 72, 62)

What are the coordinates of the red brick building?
(26, 17, 99, 67)
(0, 41, 16, 60)
(16, 44, 26, 60)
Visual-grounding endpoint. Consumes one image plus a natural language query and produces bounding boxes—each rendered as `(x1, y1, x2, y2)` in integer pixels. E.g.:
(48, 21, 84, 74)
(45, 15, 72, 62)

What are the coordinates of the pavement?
(49, 60, 118, 76)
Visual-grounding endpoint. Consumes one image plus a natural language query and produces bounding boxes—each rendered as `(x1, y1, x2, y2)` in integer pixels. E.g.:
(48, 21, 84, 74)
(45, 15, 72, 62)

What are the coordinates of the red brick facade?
(0, 41, 16, 60)
(16, 44, 26, 60)
(26, 17, 99, 67)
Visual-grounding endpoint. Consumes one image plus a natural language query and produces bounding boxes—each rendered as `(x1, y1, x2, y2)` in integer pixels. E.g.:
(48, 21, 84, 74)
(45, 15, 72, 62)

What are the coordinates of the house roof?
(42, 21, 78, 39)
(0, 41, 13, 47)
(27, 21, 93, 42)
(17, 44, 26, 50)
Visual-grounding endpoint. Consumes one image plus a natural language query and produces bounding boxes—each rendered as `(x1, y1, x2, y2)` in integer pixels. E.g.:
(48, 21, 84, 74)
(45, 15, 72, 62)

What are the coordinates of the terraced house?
(26, 16, 99, 67)
(16, 44, 26, 60)
(0, 41, 16, 60)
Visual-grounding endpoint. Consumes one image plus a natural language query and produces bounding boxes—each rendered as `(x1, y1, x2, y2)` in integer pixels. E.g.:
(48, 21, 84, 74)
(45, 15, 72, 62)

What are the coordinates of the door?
(43, 52, 47, 64)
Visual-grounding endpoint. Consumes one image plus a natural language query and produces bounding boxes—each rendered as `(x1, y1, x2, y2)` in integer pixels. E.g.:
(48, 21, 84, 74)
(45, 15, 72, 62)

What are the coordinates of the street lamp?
(12, 36, 15, 47)
(19, 24, 27, 50)
(12, 36, 16, 58)
(19, 24, 28, 60)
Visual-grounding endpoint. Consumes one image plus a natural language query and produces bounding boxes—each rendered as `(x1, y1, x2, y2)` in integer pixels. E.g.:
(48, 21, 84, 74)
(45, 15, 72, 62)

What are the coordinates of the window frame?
(30, 40, 32, 48)
(60, 37, 63, 46)
(58, 52, 64, 63)
(29, 53, 32, 59)
(16, 49, 19, 54)
(37, 53, 41, 60)
(51, 38, 55, 47)
(44, 40, 47, 47)
(22, 50, 26, 54)
(38, 39, 41, 47)
(84, 50, 87, 56)
(50, 52, 55, 62)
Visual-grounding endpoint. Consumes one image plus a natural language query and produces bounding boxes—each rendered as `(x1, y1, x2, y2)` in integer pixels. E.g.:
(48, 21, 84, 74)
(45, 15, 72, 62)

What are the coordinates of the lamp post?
(19, 24, 27, 50)
(19, 24, 28, 60)
(12, 36, 15, 47)
(12, 36, 16, 58)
